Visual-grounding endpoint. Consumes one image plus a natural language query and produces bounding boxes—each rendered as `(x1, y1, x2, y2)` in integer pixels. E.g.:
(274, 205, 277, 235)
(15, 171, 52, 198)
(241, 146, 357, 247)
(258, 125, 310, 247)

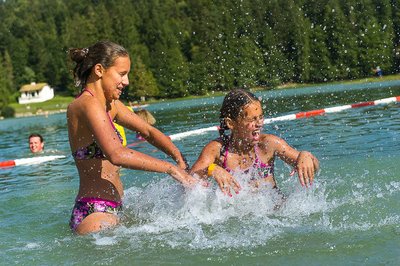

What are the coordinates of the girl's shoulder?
(259, 134, 286, 149)
(202, 138, 224, 154)
(260, 133, 281, 142)
(207, 138, 224, 149)
(68, 95, 103, 119)
(199, 138, 225, 162)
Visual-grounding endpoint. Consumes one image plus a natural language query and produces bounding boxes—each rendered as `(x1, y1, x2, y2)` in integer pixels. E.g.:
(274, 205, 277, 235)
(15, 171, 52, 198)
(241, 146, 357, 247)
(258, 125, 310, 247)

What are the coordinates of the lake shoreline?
(5, 74, 399, 119)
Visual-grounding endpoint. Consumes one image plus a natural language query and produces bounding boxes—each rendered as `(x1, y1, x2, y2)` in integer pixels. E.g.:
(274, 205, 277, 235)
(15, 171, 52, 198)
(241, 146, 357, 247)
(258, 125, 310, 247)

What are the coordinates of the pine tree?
(309, 24, 334, 82)
(323, 0, 358, 80)
(4, 51, 14, 98)
(224, 0, 267, 88)
(128, 56, 159, 100)
(0, 53, 9, 108)
(0, 51, 16, 108)
(137, 0, 189, 97)
(354, 0, 392, 76)
(392, 0, 400, 72)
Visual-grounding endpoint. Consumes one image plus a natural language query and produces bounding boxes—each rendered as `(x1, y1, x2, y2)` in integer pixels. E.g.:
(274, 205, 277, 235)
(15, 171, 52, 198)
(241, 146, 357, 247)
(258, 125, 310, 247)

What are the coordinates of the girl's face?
(231, 101, 264, 144)
(101, 56, 131, 100)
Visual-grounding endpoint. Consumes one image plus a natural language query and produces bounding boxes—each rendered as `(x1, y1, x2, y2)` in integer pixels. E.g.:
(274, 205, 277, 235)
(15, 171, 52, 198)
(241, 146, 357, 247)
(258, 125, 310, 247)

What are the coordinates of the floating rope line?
(2, 96, 398, 168)
(0, 155, 66, 169)
(169, 96, 400, 140)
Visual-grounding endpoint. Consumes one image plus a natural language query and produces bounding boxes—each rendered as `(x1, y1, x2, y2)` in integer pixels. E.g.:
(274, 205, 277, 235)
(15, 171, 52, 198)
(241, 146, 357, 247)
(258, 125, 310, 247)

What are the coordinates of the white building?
(18, 82, 54, 104)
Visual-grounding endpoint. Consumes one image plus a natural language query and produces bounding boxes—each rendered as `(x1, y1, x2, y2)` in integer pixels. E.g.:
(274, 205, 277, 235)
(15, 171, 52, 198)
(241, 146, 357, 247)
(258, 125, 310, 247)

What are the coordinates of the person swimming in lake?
(28, 133, 44, 153)
(67, 40, 197, 235)
(135, 109, 156, 140)
(190, 89, 319, 196)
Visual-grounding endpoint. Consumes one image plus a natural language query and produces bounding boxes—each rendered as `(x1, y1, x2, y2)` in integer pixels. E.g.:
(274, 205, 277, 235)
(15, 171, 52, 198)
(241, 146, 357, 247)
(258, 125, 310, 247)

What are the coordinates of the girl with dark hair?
(67, 40, 197, 235)
(190, 89, 319, 196)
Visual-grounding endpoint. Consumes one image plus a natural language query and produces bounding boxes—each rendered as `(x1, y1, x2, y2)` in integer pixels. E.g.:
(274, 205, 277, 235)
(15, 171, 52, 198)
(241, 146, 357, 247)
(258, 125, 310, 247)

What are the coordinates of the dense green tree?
(0, 0, 399, 103)
(137, 0, 190, 97)
(0, 51, 16, 108)
(392, 0, 400, 72)
(323, 0, 359, 79)
(128, 56, 159, 100)
(260, 28, 289, 86)
(110, 0, 145, 60)
(223, 0, 267, 88)
(309, 24, 334, 82)
(354, 0, 393, 76)
(369, 0, 394, 75)
(4, 51, 14, 96)
(185, 0, 221, 93)
(0, 54, 10, 108)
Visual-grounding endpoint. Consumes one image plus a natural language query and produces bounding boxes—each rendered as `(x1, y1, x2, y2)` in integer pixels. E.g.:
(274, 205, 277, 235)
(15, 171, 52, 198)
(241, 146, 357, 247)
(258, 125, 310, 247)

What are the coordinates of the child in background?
(113, 108, 156, 145)
(190, 89, 319, 196)
(135, 109, 156, 140)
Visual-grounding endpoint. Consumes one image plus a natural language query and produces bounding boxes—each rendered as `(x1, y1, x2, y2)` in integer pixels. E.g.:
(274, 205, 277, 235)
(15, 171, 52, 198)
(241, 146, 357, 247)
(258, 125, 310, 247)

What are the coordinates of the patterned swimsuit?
(69, 89, 124, 232)
(222, 143, 275, 183)
(71, 89, 123, 160)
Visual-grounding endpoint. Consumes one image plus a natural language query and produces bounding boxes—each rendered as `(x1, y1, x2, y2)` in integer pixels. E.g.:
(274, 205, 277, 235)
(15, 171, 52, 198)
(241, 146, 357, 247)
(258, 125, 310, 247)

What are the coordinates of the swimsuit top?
(72, 89, 124, 160)
(221, 141, 274, 181)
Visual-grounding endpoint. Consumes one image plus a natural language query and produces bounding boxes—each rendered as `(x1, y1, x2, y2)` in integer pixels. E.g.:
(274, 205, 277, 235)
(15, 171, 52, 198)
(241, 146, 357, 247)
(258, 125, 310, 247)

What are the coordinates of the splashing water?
(101, 168, 330, 250)
(1, 84, 399, 264)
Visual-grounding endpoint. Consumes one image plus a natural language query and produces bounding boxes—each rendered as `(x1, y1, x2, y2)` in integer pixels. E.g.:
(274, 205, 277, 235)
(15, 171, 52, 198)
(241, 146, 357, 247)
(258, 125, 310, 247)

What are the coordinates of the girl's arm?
(78, 99, 196, 187)
(190, 141, 241, 195)
(264, 134, 319, 187)
(114, 101, 188, 170)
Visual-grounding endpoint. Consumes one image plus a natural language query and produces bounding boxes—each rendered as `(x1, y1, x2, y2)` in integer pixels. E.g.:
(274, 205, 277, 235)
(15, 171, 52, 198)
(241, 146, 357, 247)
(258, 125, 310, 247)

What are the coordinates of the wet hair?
(219, 88, 260, 142)
(135, 109, 156, 125)
(68, 40, 129, 89)
(28, 133, 43, 143)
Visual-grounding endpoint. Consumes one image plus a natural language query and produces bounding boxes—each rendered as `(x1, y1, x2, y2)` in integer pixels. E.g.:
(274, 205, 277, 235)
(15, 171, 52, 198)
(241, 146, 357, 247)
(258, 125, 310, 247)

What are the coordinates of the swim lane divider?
(168, 96, 400, 141)
(2, 96, 398, 168)
(0, 155, 66, 169)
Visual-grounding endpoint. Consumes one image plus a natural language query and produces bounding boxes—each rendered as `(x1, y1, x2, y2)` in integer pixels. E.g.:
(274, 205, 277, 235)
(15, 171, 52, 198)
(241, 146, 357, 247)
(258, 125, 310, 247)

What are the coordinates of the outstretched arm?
(114, 101, 188, 170)
(190, 141, 241, 195)
(265, 135, 319, 187)
(76, 100, 196, 187)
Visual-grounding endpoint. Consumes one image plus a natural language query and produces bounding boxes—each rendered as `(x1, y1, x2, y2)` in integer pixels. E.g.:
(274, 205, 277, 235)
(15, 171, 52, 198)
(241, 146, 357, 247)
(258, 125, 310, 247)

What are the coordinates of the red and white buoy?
(0, 155, 66, 169)
(3, 96, 397, 166)
(169, 96, 400, 140)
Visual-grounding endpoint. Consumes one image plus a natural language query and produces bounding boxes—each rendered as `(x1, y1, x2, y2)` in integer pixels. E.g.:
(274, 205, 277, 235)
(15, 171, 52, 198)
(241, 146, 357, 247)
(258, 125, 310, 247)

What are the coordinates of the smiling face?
(29, 136, 44, 153)
(101, 56, 131, 100)
(230, 101, 264, 145)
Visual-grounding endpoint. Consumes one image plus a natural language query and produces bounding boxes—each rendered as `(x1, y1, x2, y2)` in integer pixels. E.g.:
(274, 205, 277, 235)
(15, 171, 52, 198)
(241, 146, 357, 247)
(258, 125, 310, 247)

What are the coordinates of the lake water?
(1, 80, 399, 265)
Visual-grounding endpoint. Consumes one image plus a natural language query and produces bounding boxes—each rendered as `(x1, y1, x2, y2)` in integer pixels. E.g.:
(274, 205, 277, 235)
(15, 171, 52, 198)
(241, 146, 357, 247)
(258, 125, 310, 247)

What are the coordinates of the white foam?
(25, 242, 40, 249)
(93, 235, 118, 246)
(117, 171, 329, 249)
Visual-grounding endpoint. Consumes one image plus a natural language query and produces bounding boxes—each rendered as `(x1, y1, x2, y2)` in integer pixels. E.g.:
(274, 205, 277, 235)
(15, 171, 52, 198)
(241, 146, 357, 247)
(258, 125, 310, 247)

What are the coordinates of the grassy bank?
(7, 74, 400, 117)
(275, 74, 400, 89)
(9, 95, 74, 117)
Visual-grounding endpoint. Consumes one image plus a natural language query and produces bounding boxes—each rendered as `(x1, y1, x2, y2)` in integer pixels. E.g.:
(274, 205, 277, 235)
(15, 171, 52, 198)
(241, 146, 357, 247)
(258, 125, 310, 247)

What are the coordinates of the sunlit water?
(1, 81, 399, 265)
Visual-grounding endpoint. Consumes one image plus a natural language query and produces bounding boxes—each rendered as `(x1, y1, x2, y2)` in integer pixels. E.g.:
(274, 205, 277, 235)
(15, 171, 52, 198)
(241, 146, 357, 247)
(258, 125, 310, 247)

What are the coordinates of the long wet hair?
(68, 40, 129, 89)
(219, 88, 260, 143)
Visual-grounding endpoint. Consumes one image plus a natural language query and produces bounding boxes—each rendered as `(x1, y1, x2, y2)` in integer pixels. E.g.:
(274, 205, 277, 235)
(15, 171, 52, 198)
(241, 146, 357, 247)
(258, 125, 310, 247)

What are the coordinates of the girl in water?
(190, 89, 319, 196)
(67, 41, 197, 235)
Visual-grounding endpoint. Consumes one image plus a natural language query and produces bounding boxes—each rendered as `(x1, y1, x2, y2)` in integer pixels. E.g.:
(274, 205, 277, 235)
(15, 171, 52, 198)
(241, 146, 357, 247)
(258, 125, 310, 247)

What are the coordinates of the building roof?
(20, 82, 48, 92)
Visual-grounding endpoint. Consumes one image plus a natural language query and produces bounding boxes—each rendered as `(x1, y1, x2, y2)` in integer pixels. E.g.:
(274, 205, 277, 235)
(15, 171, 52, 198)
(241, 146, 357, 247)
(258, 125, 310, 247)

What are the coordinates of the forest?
(0, 0, 399, 111)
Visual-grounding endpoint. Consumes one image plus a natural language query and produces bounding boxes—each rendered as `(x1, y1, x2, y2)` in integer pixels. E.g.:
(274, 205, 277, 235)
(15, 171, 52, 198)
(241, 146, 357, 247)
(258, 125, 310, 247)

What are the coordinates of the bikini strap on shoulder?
(218, 137, 230, 169)
(254, 145, 261, 163)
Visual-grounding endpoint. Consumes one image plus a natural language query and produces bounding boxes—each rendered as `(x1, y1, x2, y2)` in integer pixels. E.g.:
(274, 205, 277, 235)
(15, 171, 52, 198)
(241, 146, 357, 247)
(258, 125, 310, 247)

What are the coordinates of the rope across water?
(1, 96, 398, 168)
(169, 96, 400, 140)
